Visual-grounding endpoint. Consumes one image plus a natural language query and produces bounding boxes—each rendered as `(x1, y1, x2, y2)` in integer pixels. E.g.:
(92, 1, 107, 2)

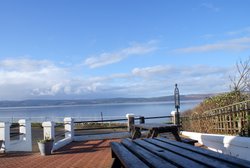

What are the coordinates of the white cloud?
(174, 37, 250, 53)
(0, 58, 232, 100)
(0, 59, 54, 72)
(0, 59, 67, 86)
(201, 3, 220, 12)
(129, 65, 231, 96)
(227, 27, 250, 36)
(84, 52, 126, 69)
(0, 59, 70, 99)
(132, 65, 172, 78)
(200, 34, 215, 39)
(84, 41, 157, 68)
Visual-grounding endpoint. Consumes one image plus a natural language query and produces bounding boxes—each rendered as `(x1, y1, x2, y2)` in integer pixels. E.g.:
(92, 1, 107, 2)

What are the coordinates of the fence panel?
(181, 100, 250, 136)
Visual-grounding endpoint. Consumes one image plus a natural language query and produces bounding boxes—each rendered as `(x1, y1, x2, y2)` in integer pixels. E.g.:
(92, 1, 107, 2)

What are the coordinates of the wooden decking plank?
(134, 139, 207, 168)
(110, 142, 149, 168)
(156, 137, 250, 168)
(121, 138, 177, 168)
(145, 138, 235, 168)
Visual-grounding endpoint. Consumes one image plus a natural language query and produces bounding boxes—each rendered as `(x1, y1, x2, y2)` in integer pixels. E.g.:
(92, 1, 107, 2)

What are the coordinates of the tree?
(182, 57, 250, 116)
(229, 57, 250, 92)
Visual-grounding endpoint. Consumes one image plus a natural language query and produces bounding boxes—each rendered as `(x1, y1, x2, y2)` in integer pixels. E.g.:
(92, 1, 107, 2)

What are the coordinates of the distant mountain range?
(0, 93, 215, 108)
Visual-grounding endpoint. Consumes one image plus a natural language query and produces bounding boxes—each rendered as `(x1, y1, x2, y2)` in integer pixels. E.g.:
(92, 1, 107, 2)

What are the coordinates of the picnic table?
(132, 123, 181, 141)
(110, 137, 250, 168)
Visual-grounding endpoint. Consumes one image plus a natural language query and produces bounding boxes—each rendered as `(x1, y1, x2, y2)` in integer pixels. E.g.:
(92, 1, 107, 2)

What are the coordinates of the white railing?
(0, 113, 174, 152)
(0, 119, 32, 152)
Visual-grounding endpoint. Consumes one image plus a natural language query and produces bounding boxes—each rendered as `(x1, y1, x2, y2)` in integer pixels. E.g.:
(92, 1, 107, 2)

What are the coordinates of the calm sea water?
(0, 100, 201, 123)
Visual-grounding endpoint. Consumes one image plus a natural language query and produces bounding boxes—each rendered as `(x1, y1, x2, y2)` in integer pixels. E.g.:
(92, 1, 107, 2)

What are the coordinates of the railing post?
(171, 111, 178, 125)
(18, 119, 32, 151)
(18, 119, 31, 141)
(0, 122, 10, 152)
(64, 117, 74, 139)
(42, 121, 55, 140)
(139, 116, 145, 124)
(126, 114, 135, 132)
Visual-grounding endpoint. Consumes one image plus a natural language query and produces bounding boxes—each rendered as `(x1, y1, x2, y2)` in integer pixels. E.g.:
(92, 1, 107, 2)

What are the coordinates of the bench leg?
(132, 127, 141, 139)
(147, 129, 159, 138)
(171, 128, 182, 142)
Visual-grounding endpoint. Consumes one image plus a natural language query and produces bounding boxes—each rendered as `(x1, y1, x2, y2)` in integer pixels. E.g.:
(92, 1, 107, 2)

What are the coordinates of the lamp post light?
(174, 84, 180, 125)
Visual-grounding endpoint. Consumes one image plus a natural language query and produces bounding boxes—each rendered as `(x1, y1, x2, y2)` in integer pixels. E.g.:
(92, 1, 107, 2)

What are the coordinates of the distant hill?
(0, 93, 215, 108)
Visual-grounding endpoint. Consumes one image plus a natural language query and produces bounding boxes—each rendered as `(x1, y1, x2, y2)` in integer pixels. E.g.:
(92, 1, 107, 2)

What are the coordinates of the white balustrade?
(42, 121, 55, 140)
(64, 117, 74, 138)
(0, 119, 32, 152)
(41, 118, 74, 151)
(126, 113, 135, 132)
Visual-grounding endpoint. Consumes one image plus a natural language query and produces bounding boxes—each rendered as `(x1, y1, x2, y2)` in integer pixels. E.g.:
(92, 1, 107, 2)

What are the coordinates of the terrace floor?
(0, 139, 119, 168)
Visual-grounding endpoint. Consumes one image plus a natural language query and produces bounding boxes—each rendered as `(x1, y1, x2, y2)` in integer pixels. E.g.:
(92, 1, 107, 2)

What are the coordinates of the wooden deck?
(0, 139, 119, 168)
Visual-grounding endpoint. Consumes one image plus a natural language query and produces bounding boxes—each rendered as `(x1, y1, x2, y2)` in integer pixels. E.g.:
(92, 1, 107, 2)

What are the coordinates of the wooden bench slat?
(145, 138, 234, 168)
(111, 137, 250, 168)
(121, 138, 177, 168)
(156, 137, 250, 168)
(110, 142, 149, 168)
(133, 139, 207, 168)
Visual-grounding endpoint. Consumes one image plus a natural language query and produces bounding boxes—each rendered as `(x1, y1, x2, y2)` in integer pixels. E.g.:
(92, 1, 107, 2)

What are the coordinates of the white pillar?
(18, 119, 31, 140)
(42, 121, 55, 140)
(18, 119, 32, 151)
(64, 117, 74, 138)
(0, 122, 10, 152)
(126, 114, 135, 132)
(171, 111, 177, 125)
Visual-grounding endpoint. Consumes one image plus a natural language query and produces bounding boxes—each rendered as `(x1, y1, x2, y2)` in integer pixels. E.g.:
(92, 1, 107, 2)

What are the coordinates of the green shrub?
(183, 91, 250, 116)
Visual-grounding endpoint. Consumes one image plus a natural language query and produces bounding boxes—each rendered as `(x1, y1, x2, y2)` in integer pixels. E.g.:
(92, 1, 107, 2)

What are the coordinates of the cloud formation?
(227, 27, 250, 36)
(174, 37, 250, 53)
(84, 41, 157, 68)
(132, 65, 173, 78)
(0, 59, 69, 99)
(201, 3, 220, 12)
(0, 58, 232, 100)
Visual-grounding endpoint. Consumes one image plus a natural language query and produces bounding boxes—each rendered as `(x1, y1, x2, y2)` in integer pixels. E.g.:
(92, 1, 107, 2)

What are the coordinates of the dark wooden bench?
(110, 137, 250, 168)
(132, 123, 198, 146)
(132, 123, 181, 141)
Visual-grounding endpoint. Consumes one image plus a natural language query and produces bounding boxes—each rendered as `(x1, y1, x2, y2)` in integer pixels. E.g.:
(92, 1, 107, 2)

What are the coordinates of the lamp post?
(174, 84, 180, 125)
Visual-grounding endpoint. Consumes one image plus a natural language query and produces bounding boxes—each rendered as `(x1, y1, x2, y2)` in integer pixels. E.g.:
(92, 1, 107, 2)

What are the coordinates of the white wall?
(181, 131, 250, 161)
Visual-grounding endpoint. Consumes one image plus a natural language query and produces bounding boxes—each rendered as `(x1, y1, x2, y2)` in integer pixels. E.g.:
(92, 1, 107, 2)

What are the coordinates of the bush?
(183, 91, 250, 116)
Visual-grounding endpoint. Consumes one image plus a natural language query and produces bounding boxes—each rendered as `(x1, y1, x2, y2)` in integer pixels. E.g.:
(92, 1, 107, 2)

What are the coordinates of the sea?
(0, 100, 201, 123)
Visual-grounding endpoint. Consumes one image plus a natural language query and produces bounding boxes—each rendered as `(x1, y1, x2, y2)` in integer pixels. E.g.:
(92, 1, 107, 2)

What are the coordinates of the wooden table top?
(110, 137, 250, 168)
(134, 123, 179, 129)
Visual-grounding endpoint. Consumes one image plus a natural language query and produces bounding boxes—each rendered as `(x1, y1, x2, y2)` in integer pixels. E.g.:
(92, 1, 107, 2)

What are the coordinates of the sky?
(0, 0, 250, 100)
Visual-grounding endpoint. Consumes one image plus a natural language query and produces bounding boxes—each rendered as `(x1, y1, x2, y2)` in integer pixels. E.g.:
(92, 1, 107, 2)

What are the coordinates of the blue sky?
(0, 0, 250, 100)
